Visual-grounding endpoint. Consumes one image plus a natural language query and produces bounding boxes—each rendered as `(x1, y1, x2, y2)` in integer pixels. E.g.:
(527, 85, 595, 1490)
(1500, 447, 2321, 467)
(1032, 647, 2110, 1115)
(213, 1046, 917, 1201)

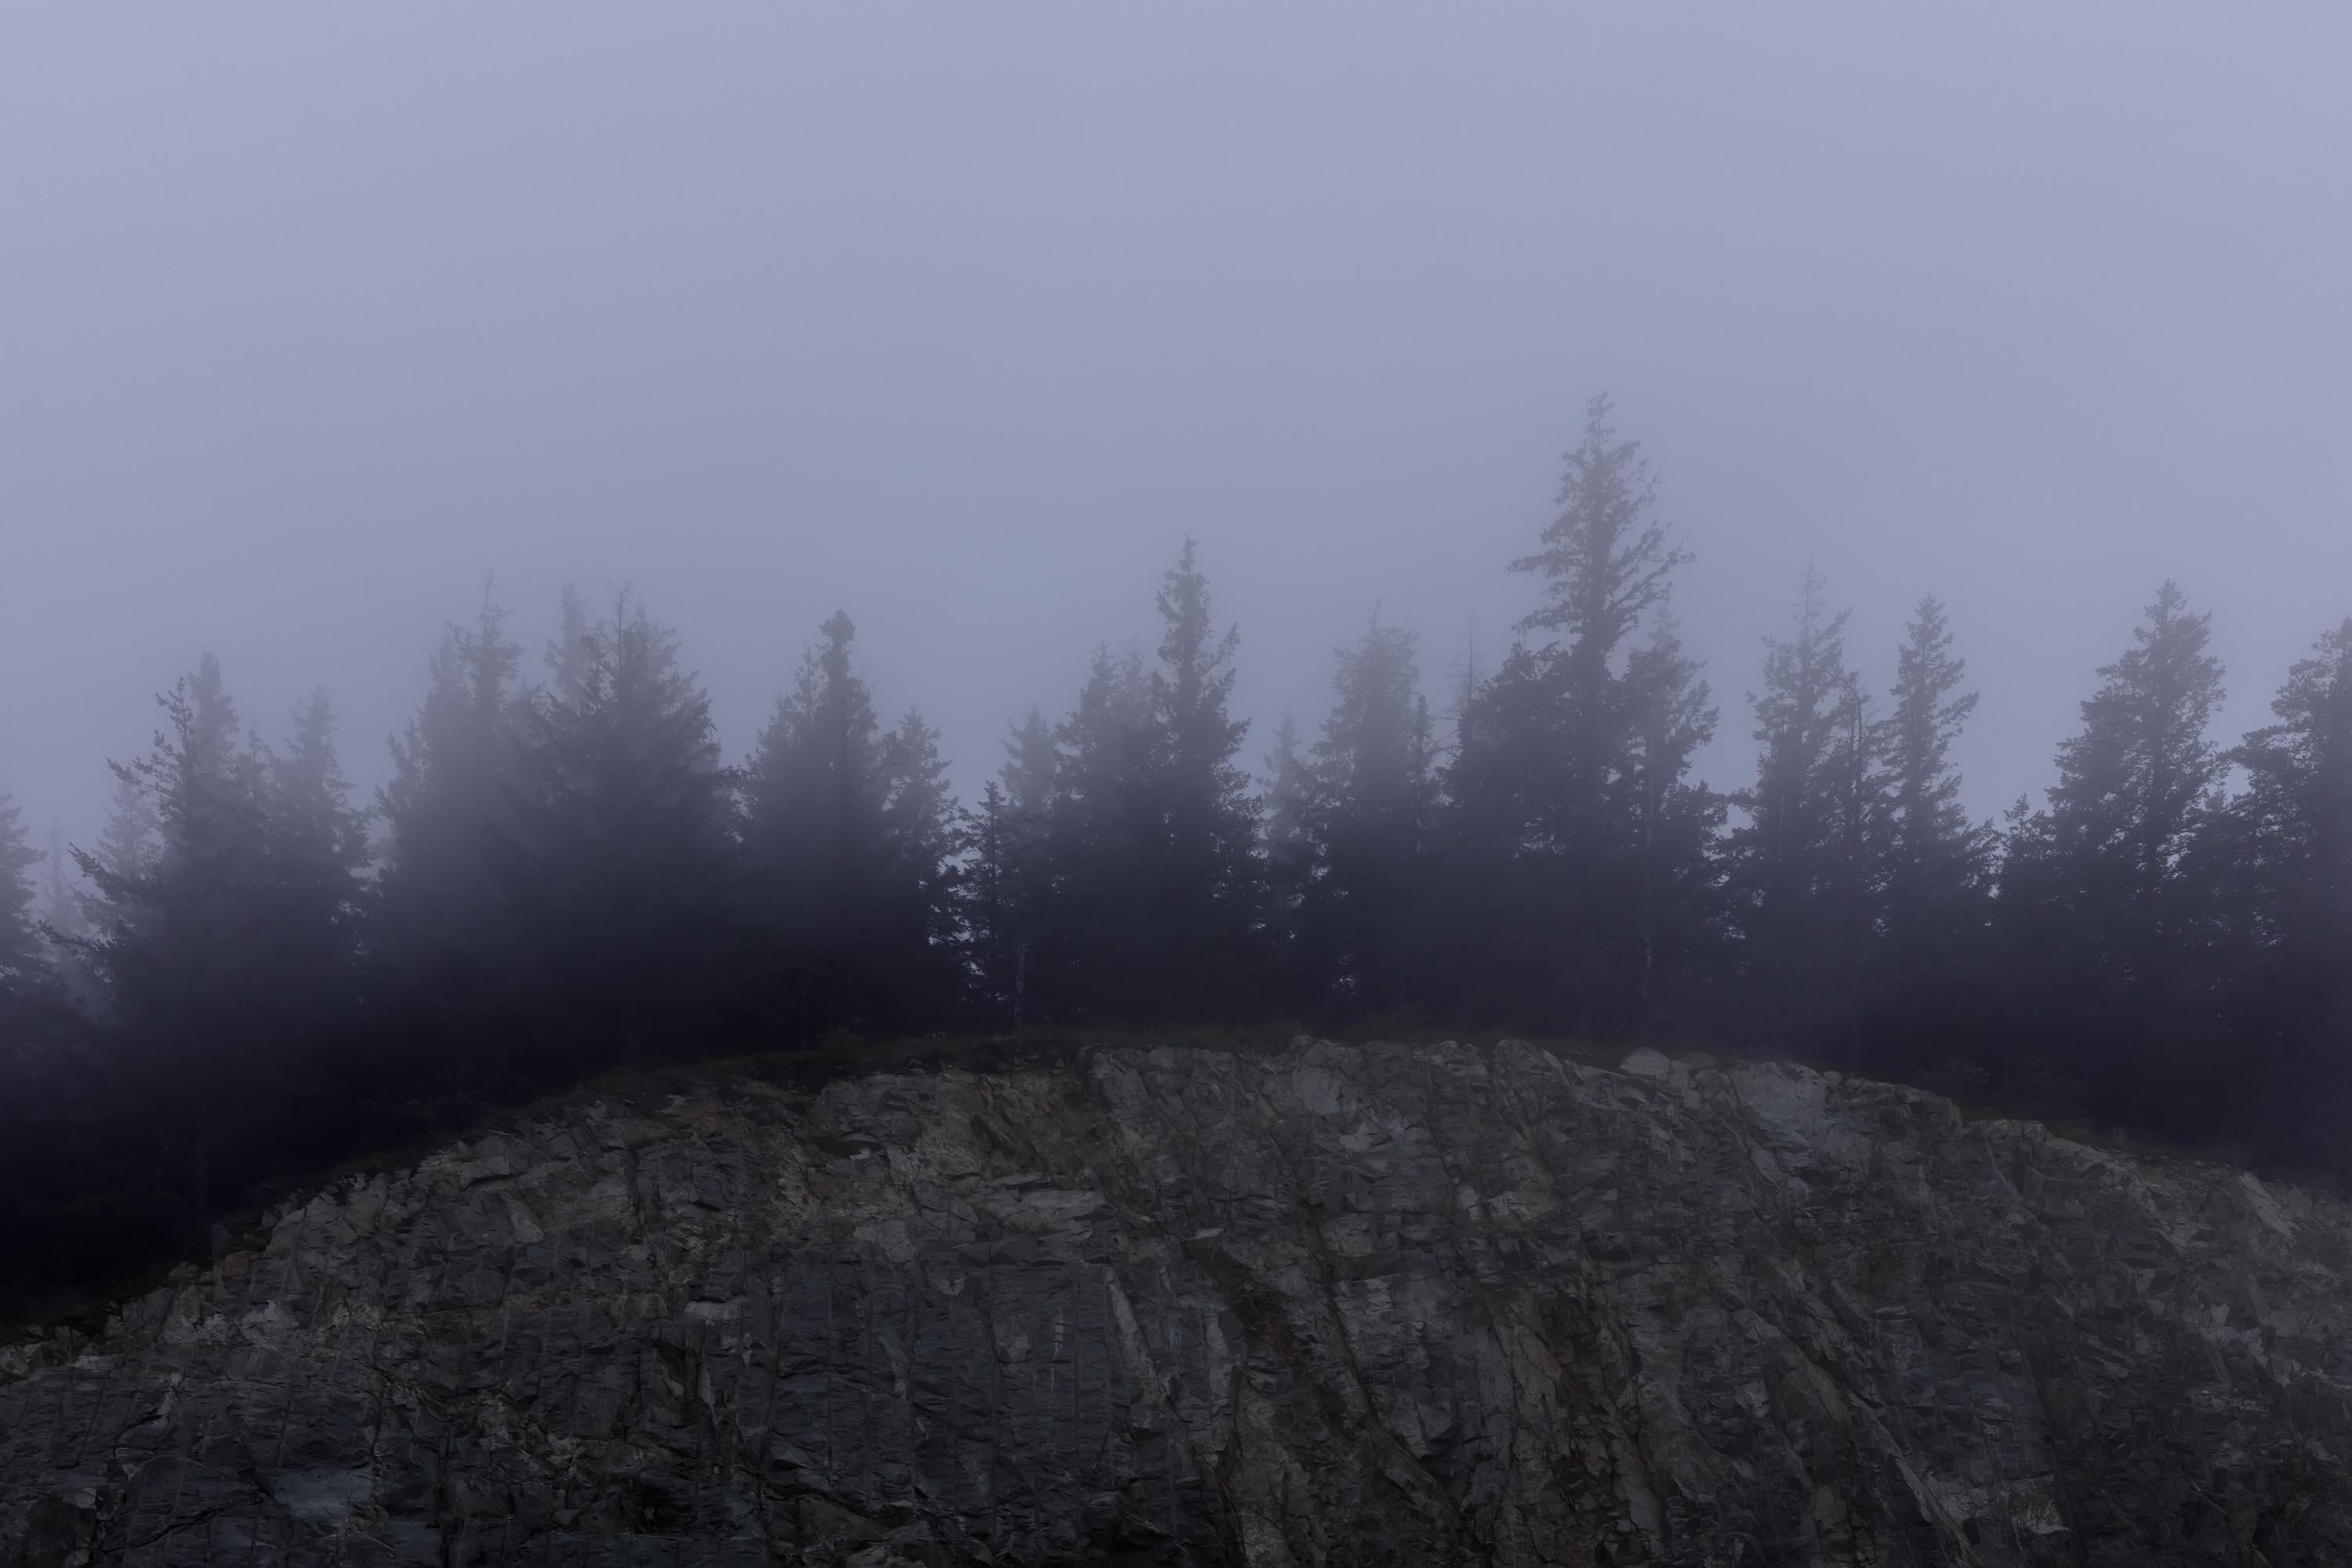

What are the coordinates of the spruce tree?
(1259, 710, 1318, 1002)
(1148, 539, 1265, 1018)
(376, 588, 526, 1052)
(2212, 619, 2352, 1151)
(744, 612, 948, 1036)
(499, 592, 737, 1065)
(1446, 394, 1696, 1036)
(72, 654, 274, 1226)
(1042, 644, 1158, 1021)
(1998, 583, 2226, 1126)
(879, 706, 967, 1020)
(0, 793, 41, 979)
(992, 706, 1060, 1023)
(1301, 613, 1430, 1015)
(1723, 568, 1868, 1047)
(1621, 607, 1722, 1013)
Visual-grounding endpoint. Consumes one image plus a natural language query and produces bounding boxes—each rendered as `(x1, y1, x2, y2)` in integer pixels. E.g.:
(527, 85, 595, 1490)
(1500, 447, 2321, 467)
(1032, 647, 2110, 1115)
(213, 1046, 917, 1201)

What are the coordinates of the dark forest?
(5, 397, 2347, 1305)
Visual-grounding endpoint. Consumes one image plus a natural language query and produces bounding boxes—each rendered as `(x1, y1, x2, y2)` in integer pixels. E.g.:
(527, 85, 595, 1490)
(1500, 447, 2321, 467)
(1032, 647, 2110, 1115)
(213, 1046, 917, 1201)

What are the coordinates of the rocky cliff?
(5, 1039, 2352, 1566)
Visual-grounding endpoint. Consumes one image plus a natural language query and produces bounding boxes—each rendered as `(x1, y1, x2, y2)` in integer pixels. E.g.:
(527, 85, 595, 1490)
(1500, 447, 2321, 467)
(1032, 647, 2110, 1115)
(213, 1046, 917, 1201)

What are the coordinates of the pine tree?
(1878, 597, 1988, 941)
(377, 587, 526, 1040)
(992, 706, 1060, 1024)
(1300, 613, 1430, 1015)
(262, 691, 371, 985)
(72, 654, 274, 1226)
(879, 706, 967, 1019)
(1723, 568, 1868, 1047)
(1444, 394, 1697, 1036)
(2211, 619, 2352, 1152)
(499, 592, 737, 1065)
(966, 781, 1019, 1024)
(743, 612, 949, 1037)
(1148, 539, 1265, 1017)
(1039, 644, 1156, 1022)
(1260, 710, 1318, 1000)
(0, 793, 41, 979)
(1996, 582, 2227, 1127)
(1621, 607, 1722, 1013)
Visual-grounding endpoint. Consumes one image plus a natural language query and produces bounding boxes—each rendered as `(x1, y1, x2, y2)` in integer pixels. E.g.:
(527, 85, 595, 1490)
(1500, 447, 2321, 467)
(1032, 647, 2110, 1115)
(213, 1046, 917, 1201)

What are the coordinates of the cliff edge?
(5, 1039, 2350, 1566)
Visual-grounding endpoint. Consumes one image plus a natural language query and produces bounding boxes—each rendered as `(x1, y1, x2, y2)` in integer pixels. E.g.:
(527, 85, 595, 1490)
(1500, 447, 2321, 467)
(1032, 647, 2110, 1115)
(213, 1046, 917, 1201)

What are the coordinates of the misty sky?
(6, 10, 2350, 858)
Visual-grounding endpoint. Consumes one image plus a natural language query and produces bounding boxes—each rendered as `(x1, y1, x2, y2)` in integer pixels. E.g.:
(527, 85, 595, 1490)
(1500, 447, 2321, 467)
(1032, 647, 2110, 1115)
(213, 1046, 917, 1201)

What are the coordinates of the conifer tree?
(377, 588, 526, 1040)
(1260, 710, 1318, 1000)
(1723, 568, 1867, 1047)
(1444, 394, 1696, 1036)
(1041, 644, 1158, 1021)
(966, 781, 1019, 1023)
(1878, 597, 1988, 939)
(262, 691, 371, 994)
(1621, 607, 1722, 1011)
(1995, 583, 2226, 1123)
(2208, 619, 2352, 1149)
(879, 706, 967, 1019)
(72, 654, 274, 1225)
(1300, 613, 1430, 1014)
(499, 592, 737, 1065)
(744, 612, 950, 1036)
(1148, 539, 1265, 1017)
(0, 793, 41, 979)
(990, 706, 1061, 1022)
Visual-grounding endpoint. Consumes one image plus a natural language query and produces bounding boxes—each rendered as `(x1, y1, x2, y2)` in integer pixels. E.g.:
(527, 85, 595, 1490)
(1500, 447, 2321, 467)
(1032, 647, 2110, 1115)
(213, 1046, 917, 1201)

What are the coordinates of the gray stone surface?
(5, 1039, 2351, 1565)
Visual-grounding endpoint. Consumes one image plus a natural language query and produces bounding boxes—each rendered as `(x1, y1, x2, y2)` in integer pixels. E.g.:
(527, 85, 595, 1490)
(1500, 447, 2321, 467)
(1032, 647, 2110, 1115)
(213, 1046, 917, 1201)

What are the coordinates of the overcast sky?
(5, 9, 2350, 858)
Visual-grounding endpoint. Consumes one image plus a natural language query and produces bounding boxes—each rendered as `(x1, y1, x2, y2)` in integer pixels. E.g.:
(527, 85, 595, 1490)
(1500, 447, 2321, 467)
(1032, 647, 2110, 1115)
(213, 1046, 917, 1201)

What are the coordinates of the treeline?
(5, 394, 2351, 1301)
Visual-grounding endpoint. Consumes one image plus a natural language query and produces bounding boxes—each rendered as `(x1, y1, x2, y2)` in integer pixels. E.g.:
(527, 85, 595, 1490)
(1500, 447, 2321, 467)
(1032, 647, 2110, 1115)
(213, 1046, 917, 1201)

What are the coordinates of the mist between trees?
(4, 394, 2348, 1304)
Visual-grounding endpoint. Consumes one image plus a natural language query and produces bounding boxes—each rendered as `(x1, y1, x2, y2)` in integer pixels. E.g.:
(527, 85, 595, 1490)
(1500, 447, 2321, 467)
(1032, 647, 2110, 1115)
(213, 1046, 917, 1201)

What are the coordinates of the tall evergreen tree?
(1878, 597, 1988, 939)
(879, 706, 967, 1019)
(1621, 607, 1722, 1014)
(376, 588, 526, 1049)
(1298, 613, 1431, 1015)
(1445, 394, 1695, 1036)
(499, 592, 737, 1065)
(743, 612, 953, 1036)
(1035, 645, 1156, 1022)
(2037, 581, 2227, 978)
(261, 691, 371, 993)
(1260, 710, 1318, 1001)
(71, 655, 275, 1226)
(990, 706, 1061, 1024)
(966, 781, 1019, 1025)
(1723, 568, 1868, 1048)
(1996, 582, 2226, 1124)
(2209, 619, 2352, 1153)
(0, 793, 41, 979)
(1147, 539, 1265, 1018)
(1866, 597, 1994, 1066)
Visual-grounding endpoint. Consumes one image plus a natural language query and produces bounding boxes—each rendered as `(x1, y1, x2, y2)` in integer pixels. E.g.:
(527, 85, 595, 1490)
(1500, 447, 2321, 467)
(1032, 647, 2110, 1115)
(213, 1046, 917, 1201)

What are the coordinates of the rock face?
(6, 1040, 2352, 1566)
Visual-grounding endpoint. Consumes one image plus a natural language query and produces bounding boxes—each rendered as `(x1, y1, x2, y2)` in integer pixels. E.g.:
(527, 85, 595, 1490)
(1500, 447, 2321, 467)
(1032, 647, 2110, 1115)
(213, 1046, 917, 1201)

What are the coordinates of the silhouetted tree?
(1996, 583, 2226, 1126)
(71, 655, 274, 1228)
(0, 793, 40, 979)
(2207, 618, 2352, 1158)
(1443, 395, 1695, 1036)
(1037, 644, 1156, 1022)
(376, 588, 527, 1068)
(1723, 567, 1867, 1048)
(1621, 607, 1722, 1015)
(743, 612, 955, 1037)
(1298, 613, 1431, 1016)
(1148, 539, 1265, 1017)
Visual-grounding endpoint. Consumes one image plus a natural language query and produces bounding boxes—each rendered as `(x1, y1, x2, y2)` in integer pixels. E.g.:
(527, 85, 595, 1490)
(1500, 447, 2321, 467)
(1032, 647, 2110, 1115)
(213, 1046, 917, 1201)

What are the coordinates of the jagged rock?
(5, 1039, 2350, 1565)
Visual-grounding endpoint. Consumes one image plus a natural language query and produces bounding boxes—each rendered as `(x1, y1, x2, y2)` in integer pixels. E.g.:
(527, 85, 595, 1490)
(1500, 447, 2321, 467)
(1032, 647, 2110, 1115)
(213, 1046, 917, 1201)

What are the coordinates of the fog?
(6, 8, 2349, 848)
